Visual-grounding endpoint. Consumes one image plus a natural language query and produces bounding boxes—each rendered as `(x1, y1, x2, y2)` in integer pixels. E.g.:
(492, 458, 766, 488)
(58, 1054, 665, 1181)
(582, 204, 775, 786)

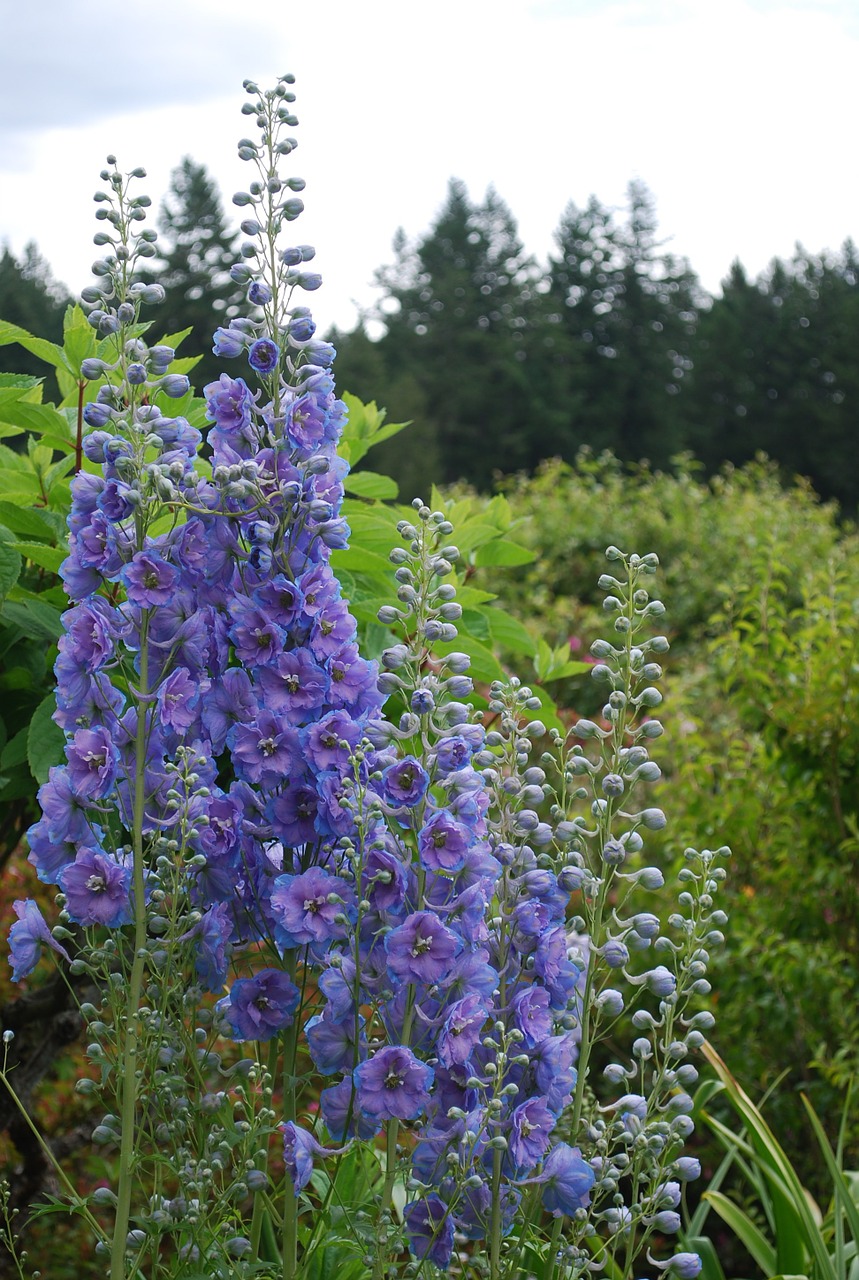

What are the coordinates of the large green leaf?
(27, 693, 65, 784)
(0, 533, 22, 602)
(701, 1042, 837, 1280)
(343, 470, 399, 501)
(473, 537, 535, 567)
(1, 598, 64, 642)
(0, 320, 69, 372)
(11, 542, 66, 575)
(703, 1190, 777, 1277)
(0, 503, 58, 540)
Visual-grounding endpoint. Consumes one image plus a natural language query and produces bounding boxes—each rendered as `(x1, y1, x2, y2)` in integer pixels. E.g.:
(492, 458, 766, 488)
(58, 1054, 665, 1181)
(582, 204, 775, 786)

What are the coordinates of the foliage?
(463, 452, 859, 1192)
(0, 244, 71, 401)
(684, 1043, 859, 1280)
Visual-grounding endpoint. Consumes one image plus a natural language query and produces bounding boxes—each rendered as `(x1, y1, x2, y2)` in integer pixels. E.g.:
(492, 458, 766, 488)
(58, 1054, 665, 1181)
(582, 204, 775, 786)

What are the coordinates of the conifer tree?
(142, 157, 243, 388)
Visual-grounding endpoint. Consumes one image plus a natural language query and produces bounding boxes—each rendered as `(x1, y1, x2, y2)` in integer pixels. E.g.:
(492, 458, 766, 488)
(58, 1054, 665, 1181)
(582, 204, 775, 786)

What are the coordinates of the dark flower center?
(86, 874, 107, 894)
(285, 675, 300, 693)
(384, 1069, 404, 1090)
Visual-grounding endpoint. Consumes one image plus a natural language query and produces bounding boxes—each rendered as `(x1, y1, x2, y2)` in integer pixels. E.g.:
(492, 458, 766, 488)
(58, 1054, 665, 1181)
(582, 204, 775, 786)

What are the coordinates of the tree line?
(2, 162, 857, 508)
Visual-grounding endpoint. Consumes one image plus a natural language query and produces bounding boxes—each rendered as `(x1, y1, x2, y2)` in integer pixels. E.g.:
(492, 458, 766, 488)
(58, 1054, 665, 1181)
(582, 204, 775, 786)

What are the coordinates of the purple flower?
(667, 1254, 703, 1278)
(188, 903, 233, 991)
(382, 757, 430, 808)
(438, 993, 487, 1068)
(385, 911, 461, 985)
(417, 810, 471, 874)
(65, 727, 119, 801)
(404, 1194, 454, 1269)
(122, 550, 180, 607)
(258, 650, 329, 724)
(270, 868, 354, 947)
(538, 1143, 595, 1217)
(319, 1076, 380, 1142)
(59, 849, 131, 927)
(304, 710, 362, 772)
(280, 1121, 345, 1194)
(305, 1006, 366, 1075)
(353, 1045, 434, 1121)
(156, 667, 203, 733)
(8, 900, 71, 981)
(230, 711, 300, 788)
(511, 985, 553, 1049)
(509, 1097, 556, 1170)
(204, 375, 255, 435)
(248, 337, 279, 374)
(220, 969, 300, 1041)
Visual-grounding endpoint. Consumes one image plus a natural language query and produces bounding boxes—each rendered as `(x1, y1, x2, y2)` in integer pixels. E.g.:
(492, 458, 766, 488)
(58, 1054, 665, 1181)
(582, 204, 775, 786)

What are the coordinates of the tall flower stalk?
(5, 77, 726, 1280)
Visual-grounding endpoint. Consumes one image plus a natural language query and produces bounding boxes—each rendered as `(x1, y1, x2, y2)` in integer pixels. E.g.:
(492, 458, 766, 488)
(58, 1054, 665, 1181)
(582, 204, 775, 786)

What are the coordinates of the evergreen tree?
(545, 181, 701, 465)
(687, 243, 859, 508)
(0, 243, 70, 398)
(370, 179, 547, 485)
(143, 158, 243, 389)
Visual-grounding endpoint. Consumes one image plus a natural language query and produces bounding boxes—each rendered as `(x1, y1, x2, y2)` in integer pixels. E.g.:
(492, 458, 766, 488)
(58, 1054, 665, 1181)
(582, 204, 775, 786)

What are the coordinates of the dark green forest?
(2, 163, 857, 507)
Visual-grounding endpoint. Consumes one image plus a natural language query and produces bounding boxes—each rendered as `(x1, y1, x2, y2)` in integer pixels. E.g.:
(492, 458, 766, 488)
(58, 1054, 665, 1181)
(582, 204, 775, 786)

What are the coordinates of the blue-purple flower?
(8, 900, 71, 981)
(404, 1194, 454, 1268)
(220, 968, 300, 1041)
(59, 849, 131, 927)
(248, 337, 279, 374)
(537, 1143, 595, 1217)
(353, 1045, 434, 1121)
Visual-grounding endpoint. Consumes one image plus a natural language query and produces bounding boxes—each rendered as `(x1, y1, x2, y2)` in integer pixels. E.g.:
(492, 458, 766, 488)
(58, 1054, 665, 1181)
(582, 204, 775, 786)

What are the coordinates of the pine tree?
(0, 243, 70, 398)
(370, 179, 546, 484)
(546, 181, 701, 465)
(143, 158, 243, 389)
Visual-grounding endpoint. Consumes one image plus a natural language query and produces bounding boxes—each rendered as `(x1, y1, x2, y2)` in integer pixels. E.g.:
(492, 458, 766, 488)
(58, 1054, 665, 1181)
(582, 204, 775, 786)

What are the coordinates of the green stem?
(544, 1215, 564, 1280)
(490, 1144, 504, 1280)
(111, 617, 150, 1280)
(282, 951, 298, 1280)
(373, 1118, 400, 1280)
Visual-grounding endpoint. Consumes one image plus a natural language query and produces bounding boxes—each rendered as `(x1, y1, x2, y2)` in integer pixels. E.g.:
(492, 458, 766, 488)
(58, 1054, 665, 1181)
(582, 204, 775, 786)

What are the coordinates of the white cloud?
(0, 0, 855, 333)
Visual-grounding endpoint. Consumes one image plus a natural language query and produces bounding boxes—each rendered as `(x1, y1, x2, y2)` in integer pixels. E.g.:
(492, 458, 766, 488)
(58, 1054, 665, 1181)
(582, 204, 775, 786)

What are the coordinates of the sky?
(0, 0, 856, 335)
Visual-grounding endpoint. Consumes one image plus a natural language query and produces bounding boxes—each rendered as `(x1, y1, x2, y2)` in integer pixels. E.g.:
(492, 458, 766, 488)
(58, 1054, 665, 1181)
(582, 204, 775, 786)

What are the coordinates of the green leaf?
(27, 693, 64, 784)
(483, 607, 537, 657)
(0, 503, 58, 540)
(343, 470, 399, 501)
(11, 542, 66, 575)
(801, 1092, 859, 1250)
(1, 598, 64, 642)
(680, 1235, 729, 1280)
(330, 545, 395, 578)
(703, 1190, 778, 1277)
(0, 725, 29, 770)
(0, 534, 22, 602)
(61, 304, 97, 375)
(0, 399, 72, 440)
(0, 373, 41, 391)
(0, 320, 68, 372)
(473, 538, 535, 567)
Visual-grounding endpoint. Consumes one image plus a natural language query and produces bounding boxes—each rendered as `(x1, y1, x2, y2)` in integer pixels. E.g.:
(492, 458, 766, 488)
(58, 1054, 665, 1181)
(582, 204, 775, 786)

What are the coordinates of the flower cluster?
(5, 75, 726, 1280)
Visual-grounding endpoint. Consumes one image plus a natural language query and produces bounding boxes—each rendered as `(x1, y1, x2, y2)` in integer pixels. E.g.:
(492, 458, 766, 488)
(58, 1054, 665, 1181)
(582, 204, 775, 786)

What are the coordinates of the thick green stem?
(373, 1118, 400, 1280)
(282, 951, 298, 1280)
(111, 618, 150, 1280)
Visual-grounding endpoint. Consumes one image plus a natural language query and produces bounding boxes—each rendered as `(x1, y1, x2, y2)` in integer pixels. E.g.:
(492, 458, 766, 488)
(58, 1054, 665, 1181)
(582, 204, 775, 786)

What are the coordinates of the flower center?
(86, 873, 107, 894)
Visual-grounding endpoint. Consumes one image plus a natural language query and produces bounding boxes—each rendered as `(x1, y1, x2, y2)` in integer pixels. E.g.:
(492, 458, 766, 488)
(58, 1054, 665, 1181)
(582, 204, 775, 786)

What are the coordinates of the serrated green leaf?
(11, 542, 66, 574)
(344, 470, 399, 501)
(27, 692, 64, 784)
(0, 504, 62, 541)
(0, 320, 69, 372)
(330, 545, 395, 577)
(473, 538, 535, 567)
(0, 373, 41, 390)
(484, 607, 537, 657)
(0, 399, 71, 439)
(0, 535, 22, 602)
(1, 598, 64, 642)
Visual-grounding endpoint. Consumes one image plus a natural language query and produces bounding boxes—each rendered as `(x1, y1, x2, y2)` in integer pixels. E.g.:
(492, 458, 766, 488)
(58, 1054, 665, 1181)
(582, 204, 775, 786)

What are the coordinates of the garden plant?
(0, 74, 733, 1280)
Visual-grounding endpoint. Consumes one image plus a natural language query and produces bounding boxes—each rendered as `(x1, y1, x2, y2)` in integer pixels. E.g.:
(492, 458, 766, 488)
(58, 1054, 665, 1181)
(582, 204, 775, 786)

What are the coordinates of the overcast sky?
(0, 0, 856, 334)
